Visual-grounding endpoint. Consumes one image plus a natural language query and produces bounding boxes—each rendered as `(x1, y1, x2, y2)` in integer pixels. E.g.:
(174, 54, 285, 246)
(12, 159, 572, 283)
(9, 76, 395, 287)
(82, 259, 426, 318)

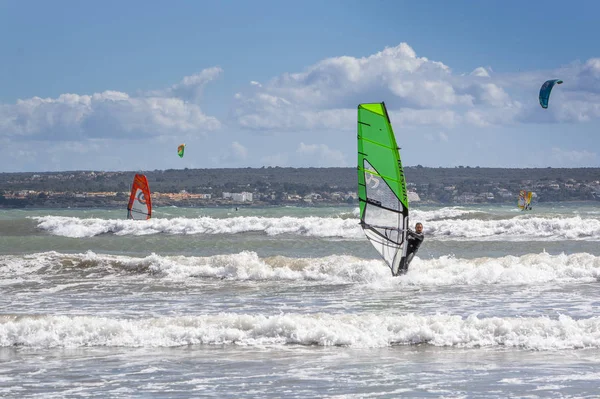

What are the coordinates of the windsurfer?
(398, 222, 424, 274)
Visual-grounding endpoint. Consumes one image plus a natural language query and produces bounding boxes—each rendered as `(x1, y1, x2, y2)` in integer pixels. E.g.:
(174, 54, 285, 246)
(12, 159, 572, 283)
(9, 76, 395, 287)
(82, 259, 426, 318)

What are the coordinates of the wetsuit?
(397, 229, 424, 275)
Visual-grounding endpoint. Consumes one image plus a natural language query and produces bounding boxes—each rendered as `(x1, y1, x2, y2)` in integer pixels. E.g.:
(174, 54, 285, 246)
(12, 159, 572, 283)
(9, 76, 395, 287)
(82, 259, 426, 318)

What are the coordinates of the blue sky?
(1, 0, 599, 172)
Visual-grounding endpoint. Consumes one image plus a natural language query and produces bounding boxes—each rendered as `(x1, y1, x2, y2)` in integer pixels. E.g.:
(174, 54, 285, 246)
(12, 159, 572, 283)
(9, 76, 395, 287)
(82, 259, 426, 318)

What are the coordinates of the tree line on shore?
(1, 166, 600, 207)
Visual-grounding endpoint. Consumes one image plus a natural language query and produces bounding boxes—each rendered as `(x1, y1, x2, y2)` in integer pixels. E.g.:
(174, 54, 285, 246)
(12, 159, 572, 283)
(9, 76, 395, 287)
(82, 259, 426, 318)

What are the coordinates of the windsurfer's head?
(415, 222, 423, 233)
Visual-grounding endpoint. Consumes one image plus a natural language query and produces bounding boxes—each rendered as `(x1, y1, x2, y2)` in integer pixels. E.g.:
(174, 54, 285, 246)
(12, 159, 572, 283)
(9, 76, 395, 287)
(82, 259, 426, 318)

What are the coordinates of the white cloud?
(515, 59, 600, 123)
(555, 98, 600, 122)
(470, 67, 491, 77)
(466, 83, 511, 107)
(297, 142, 347, 166)
(232, 43, 600, 132)
(209, 141, 250, 166)
(233, 42, 473, 131)
(390, 109, 461, 128)
(151, 67, 223, 101)
(231, 141, 248, 159)
(3, 41, 600, 172)
(0, 67, 222, 141)
(423, 131, 449, 142)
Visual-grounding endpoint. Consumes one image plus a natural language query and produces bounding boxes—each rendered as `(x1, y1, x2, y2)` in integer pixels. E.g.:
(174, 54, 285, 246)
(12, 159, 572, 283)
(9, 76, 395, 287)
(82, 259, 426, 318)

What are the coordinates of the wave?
(411, 207, 481, 221)
(1, 313, 599, 350)
(428, 215, 600, 241)
(338, 207, 477, 221)
(32, 214, 600, 241)
(32, 215, 364, 239)
(3, 251, 600, 286)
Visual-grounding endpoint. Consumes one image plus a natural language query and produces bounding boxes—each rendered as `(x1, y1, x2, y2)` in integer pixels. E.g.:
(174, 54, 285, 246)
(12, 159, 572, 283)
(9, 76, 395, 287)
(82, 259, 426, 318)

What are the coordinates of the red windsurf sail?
(127, 174, 152, 220)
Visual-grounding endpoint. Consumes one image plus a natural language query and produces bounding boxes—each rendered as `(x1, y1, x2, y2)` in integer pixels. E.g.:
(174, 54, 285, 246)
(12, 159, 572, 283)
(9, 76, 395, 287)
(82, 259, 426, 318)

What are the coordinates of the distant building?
(407, 191, 421, 202)
(223, 192, 253, 202)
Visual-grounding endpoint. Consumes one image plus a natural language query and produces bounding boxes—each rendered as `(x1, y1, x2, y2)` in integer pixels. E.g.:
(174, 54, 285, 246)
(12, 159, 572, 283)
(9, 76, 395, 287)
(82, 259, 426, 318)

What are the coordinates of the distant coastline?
(2, 166, 600, 208)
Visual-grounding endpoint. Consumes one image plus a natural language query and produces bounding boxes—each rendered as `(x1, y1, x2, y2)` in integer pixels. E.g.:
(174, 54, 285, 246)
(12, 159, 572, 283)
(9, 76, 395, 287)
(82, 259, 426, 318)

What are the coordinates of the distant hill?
(2, 166, 600, 204)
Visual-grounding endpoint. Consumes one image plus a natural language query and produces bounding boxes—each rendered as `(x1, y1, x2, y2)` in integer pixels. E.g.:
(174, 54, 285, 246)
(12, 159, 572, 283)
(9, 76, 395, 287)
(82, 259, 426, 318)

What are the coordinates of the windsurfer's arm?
(407, 229, 418, 238)
(407, 230, 424, 246)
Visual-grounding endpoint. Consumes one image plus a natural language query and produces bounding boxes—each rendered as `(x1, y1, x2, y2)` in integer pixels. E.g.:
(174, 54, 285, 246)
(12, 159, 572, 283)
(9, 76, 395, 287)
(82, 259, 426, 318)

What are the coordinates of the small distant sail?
(357, 102, 409, 276)
(518, 190, 526, 210)
(177, 144, 186, 158)
(127, 174, 152, 220)
(539, 79, 563, 109)
(526, 191, 533, 210)
(518, 190, 533, 211)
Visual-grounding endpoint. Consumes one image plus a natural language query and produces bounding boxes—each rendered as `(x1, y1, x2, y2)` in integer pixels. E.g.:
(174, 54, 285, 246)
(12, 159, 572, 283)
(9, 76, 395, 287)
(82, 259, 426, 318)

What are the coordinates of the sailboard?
(127, 174, 152, 220)
(518, 190, 533, 211)
(357, 102, 409, 276)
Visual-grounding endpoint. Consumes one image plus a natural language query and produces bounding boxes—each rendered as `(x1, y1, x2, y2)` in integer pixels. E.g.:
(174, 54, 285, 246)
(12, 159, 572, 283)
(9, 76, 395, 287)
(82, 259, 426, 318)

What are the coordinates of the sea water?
(1, 203, 600, 398)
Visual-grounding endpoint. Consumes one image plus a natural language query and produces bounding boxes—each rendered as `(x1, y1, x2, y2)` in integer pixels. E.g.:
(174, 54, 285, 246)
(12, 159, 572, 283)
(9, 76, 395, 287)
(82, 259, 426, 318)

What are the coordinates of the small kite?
(539, 79, 563, 109)
(177, 144, 185, 158)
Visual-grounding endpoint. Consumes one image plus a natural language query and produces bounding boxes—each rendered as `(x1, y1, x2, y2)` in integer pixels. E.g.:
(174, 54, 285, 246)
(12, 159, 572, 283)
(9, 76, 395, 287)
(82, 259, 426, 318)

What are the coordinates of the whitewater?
(1, 203, 600, 398)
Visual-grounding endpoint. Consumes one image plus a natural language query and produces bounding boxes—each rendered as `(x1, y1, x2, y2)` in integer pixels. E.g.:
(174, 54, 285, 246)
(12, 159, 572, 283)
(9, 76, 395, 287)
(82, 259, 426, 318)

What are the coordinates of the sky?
(1, 0, 599, 172)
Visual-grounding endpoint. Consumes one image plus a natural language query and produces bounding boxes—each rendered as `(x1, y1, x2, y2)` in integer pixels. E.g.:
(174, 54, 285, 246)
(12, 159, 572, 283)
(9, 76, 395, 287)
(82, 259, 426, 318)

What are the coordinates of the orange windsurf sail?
(127, 174, 152, 220)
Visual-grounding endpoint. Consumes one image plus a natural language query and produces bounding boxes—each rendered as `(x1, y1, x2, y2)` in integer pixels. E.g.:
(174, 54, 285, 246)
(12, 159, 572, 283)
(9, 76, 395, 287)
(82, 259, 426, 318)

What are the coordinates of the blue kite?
(539, 79, 563, 109)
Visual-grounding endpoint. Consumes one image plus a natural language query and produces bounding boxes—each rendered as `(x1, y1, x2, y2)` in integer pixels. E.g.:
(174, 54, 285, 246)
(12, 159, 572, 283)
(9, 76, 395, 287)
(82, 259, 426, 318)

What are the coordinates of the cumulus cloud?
(210, 141, 250, 166)
(0, 67, 222, 141)
(470, 67, 492, 77)
(149, 67, 223, 101)
(232, 42, 600, 132)
(232, 43, 523, 131)
(297, 142, 347, 166)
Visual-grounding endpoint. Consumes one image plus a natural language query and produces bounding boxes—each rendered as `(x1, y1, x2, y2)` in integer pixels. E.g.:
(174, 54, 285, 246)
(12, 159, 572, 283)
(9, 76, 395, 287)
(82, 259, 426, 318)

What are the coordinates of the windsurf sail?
(518, 190, 533, 211)
(177, 144, 185, 158)
(357, 102, 409, 276)
(127, 174, 152, 220)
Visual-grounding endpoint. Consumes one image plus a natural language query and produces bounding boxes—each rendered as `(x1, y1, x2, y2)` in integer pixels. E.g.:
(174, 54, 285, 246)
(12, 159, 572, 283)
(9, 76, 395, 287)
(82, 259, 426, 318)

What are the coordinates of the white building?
(407, 191, 421, 202)
(223, 192, 253, 202)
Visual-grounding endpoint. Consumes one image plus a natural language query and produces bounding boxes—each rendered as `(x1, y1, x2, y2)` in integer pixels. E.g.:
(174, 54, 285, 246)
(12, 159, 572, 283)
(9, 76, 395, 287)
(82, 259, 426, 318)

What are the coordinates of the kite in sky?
(539, 79, 563, 109)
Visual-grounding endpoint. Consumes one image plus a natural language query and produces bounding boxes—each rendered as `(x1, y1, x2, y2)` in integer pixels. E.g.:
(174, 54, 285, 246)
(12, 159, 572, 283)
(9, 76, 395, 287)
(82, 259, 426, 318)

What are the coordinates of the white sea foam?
(1, 313, 600, 350)
(428, 215, 600, 241)
(3, 251, 600, 286)
(32, 213, 600, 241)
(32, 215, 364, 238)
(410, 207, 479, 221)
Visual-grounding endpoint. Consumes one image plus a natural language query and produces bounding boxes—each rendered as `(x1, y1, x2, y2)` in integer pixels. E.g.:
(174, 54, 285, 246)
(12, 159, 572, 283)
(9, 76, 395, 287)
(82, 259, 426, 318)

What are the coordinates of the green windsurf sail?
(357, 102, 409, 276)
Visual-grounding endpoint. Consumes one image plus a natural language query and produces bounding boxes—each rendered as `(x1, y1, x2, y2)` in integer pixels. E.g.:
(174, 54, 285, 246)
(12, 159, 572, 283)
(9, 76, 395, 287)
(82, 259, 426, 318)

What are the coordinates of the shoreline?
(3, 200, 599, 211)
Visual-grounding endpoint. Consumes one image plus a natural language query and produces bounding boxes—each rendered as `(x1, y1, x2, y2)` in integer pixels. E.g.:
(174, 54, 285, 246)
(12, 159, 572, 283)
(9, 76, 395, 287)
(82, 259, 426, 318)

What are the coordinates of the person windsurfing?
(398, 222, 424, 274)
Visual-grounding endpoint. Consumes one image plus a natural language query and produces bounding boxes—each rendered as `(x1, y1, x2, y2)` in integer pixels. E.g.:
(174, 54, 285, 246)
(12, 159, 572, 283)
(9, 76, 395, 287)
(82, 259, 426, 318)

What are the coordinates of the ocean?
(1, 203, 600, 398)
